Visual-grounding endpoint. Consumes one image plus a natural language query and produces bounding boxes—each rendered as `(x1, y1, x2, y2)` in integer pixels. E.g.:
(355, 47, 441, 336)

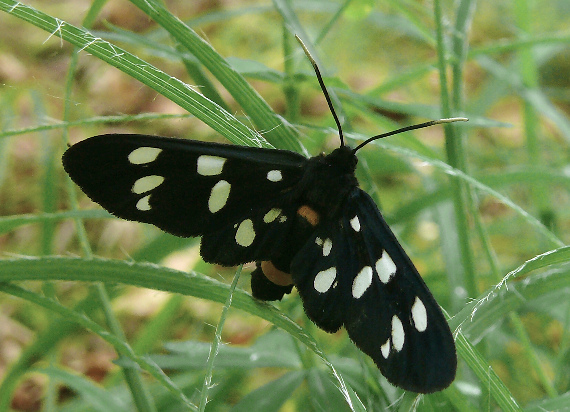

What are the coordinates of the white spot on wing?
(322, 238, 332, 256)
(350, 216, 360, 232)
(263, 208, 281, 223)
(391, 315, 405, 352)
(197, 155, 226, 176)
(352, 266, 373, 299)
(208, 180, 231, 213)
(132, 175, 164, 194)
(314, 267, 337, 293)
(380, 339, 391, 358)
(267, 170, 282, 182)
(136, 195, 152, 211)
(235, 219, 255, 247)
(376, 250, 397, 284)
(411, 296, 428, 332)
(128, 147, 162, 164)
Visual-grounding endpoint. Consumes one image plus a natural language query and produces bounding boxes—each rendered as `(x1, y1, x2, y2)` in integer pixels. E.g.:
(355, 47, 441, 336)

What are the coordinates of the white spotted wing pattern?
(63, 134, 456, 393)
(290, 190, 456, 392)
(63, 135, 305, 265)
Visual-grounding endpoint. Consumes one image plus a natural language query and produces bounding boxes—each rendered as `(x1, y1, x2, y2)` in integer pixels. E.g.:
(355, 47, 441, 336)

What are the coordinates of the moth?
(63, 37, 461, 393)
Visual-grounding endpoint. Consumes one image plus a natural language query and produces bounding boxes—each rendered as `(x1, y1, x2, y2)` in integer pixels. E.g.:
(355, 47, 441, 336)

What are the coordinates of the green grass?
(1, 0, 570, 410)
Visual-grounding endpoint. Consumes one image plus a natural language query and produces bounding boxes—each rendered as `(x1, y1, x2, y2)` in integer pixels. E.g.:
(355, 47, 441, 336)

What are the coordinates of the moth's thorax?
(299, 145, 359, 218)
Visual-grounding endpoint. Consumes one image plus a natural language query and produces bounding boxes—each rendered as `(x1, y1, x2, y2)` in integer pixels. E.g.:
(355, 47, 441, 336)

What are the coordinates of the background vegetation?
(0, 0, 569, 410)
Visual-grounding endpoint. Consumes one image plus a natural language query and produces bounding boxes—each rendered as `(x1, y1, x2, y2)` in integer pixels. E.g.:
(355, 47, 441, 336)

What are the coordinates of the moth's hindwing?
(62, 134, 306, 245)
(250, 262, 294, 301)
(291, 190, 456, 393)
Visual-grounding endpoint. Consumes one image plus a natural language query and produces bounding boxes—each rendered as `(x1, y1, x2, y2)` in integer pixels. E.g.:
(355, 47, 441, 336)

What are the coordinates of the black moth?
(63, 37, 459, 393)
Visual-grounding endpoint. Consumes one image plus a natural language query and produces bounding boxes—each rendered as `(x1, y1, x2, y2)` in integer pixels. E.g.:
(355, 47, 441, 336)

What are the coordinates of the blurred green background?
(0, 0, 570, 411)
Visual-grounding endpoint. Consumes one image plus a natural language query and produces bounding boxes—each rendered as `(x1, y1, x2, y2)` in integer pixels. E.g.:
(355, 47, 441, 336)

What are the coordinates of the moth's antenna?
(295, 36, 468, 152)
(352, 117, 468, 153)
(296, 35, 345, 147)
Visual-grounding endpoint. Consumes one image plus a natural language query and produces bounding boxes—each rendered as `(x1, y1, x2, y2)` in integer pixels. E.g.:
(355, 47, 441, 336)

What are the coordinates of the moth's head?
(326, 145, 358, 174)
